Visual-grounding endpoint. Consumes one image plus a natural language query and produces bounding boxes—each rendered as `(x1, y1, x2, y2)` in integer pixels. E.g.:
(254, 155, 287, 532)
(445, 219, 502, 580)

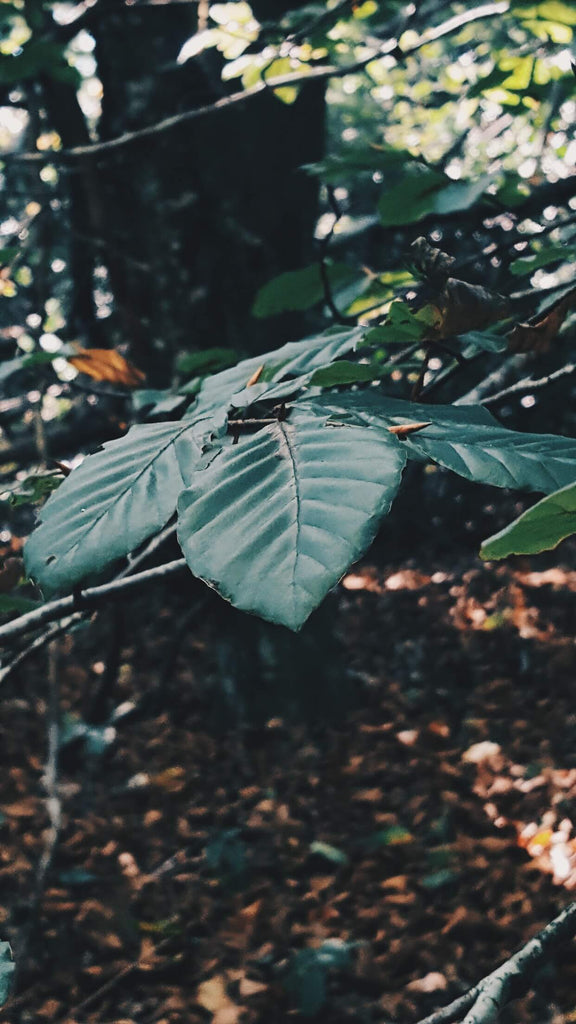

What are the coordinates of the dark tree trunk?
(90, 4, 325, 380)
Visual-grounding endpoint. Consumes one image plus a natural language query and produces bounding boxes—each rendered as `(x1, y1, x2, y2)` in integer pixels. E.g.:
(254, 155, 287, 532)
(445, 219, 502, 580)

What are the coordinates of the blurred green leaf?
(252, 263, 362, 317)
(309, 360, 380, 386)
(481, 482, 576, 559)
(509, 245, 576, 275)
(0, 594, 40, 614)
(309, 840, 349, 865)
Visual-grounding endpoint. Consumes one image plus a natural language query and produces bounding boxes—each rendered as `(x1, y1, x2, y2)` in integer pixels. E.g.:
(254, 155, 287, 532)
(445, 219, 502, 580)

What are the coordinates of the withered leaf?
(410, 237, 456, 284)
(68, 348, 145, 387)
(246, 364, 264, 387)
(0, 557, 23, 593)
(388, 422, 431, 439)
(508, 285, 576, 353)
(439, 278, 510, 338)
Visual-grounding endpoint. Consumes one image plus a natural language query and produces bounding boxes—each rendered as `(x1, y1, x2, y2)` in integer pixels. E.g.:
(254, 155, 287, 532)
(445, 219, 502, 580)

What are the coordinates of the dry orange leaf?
(246, 364, 264, 387)
(68, 348, 145, 387)
(388, 422, 431, 439)
(197, 975, 242, 1023)
(239, 977, 267, 998)
(508, 285, 576, 354)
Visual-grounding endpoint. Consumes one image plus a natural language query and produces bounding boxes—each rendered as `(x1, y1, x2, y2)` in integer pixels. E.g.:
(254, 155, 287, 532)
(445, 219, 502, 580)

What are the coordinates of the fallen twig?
(415, 901, 576, 1024)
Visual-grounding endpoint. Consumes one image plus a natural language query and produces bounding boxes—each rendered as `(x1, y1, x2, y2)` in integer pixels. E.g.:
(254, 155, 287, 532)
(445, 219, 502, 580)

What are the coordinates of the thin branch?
(0, 558, 187, 645)
(416, 901, 576, 1024)
(482, 362, 576, 407)
(2, 2, 509, 164)
(455, 355, 528, 406)
(0, 614, 84, 687)
(13, 641, 62, 979)
(0, 522, 180, 681)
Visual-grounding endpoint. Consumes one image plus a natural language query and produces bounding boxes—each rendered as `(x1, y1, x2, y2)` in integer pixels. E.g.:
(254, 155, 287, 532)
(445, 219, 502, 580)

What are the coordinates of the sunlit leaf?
(67, 348, 145, 387)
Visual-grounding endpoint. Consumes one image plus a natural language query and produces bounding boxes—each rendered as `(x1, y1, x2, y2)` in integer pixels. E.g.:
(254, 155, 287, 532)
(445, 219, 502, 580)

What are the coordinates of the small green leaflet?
(481, 481, 576, 559)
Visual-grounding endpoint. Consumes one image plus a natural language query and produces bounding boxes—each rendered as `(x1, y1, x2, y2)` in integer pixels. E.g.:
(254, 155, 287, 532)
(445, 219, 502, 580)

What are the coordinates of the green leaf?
(420, 869, 460, 890)
(177, 403, 406, 630)
(378, 165, 491, 227)
(379, 164, 446, 227)
(25, 421, 212, 596)
(310, 360, 381, 386)
(0, 594, 40, 615)
(458, 329, 509, 353)
(509, 246, 576, 276)
(190, 326, 364, 418)
(175, 347, 239, 376)
(311, 393, 576, 494)
(481, 482, 576, 559)
(0, 942, 14, 1008)
(252, 263, 362, 318)
(309, 841, 349, 865)
(364, 300, 432, 346)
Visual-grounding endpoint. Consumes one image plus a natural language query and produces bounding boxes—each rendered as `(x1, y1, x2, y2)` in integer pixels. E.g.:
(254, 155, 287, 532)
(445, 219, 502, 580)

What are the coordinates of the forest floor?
(1, 537, 576, 1024)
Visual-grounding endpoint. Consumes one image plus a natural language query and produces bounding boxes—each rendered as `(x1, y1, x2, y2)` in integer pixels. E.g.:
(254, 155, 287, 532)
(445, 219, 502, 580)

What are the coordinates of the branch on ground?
(416, 900, 576, 1024)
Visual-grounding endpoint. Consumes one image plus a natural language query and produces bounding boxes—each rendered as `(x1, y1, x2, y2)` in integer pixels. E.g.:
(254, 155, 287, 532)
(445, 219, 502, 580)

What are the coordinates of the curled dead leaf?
(439, 278, 510, 338)
(508, 285, 576, 354)
(388, 422, 431, 439)
(410, 237, 456, 284)
(68, 348, 145, 387)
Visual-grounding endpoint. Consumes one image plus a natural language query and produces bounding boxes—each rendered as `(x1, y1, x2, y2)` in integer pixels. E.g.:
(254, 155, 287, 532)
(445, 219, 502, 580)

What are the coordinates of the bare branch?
(3, 2, 509, 164)
(0, 558, 187, 646)
(482, 362, 576, 407)
(416, 901, 576, 1024)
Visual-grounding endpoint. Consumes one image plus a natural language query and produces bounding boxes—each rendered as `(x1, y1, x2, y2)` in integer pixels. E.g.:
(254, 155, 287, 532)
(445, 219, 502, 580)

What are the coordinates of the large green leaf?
(177, 405, 406, 630)
(25, 421, 211, 596)
(481, 482, 576, 559)
(309, 393, 576, 493)
(0, 942, 14, 1008)
(190, 326, 364, 418)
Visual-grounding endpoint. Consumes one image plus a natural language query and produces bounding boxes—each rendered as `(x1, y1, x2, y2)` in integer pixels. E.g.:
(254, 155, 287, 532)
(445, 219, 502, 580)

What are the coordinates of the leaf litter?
(1, 541, 576, 1022)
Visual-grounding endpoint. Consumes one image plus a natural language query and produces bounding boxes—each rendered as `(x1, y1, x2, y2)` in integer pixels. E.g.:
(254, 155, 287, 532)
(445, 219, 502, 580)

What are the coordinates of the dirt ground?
(1, 538, 576, 1023)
